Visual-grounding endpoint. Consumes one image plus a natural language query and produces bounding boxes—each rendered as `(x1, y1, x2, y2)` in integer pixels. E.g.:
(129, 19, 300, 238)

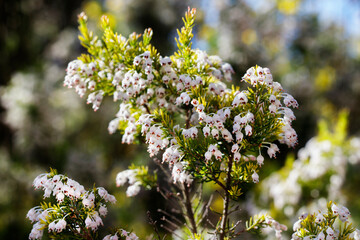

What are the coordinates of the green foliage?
(129, 164, 157, 190)
(292, 201, 357, 239)
(27, 171, 118, 240)
(64, 7, 300, 240)
(246, 214, 268, 234)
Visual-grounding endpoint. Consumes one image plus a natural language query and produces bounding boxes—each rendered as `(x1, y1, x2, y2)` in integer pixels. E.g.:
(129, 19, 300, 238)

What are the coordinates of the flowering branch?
(59, 7, 303, 240)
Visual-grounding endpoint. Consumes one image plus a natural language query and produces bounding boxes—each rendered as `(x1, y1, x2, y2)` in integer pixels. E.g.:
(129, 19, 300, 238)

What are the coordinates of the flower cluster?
(291, 202, 358, 240)
(27, 169, 116, 239)
(246, 214, 287, 240)
(65, 9, 300, 186)
(60, 8, 302, 240)
(171, 162, 193, 185)
(116, 169, 141, 197)
(115, 165, 157, 197)
(253, 112, 360, 221)
(103, 229, 139, 240)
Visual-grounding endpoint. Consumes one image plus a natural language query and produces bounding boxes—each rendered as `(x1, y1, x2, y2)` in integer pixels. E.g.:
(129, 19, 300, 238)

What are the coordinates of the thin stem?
(70, 200, 93, 240)
(199, 194, 213, 225)
(157, 209, 183, 225)
(211, 171, 227, 191)
(177, 107, 198, 235)
(219, 154, 234, 240)
(186, 108, 191, 128)
(143, 103, 151, 114)
(182, 183, 198, 235)
(147, 211, 162, 240)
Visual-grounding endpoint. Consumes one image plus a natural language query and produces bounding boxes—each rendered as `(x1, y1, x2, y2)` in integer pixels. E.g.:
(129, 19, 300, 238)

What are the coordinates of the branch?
(143, 103, 151, 114)
(219, 154, 234, 240)
(147, 211, 162, 240)
(182, 183, 198, 235)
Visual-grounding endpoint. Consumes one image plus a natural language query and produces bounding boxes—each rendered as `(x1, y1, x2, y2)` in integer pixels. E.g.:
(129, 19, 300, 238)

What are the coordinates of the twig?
(170, 207, 182, 214)
(161, 216, 180, 229)
(229, 220, 242, 232)
(160, 224, 182, 239)
(182, 183, 198, 235)
(228, 205, 240, 215)
(193, 183, 203, 214)
(157, 209, 183, 225)
(147, 211, 162, 240)
(206, 218, 216, 228)
(186, 108, 191, 128)
(143, 103, 152, 114)
(219, 153, 234, 240)
(153, 158, 172, 180)
(199, 194, 213, 225)
(215, 190, 224, 199)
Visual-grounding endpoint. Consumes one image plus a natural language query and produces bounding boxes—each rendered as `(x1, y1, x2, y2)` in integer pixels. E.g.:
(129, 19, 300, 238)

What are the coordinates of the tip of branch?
(78, 12, 88, 22)
(186, 7, 196, 18)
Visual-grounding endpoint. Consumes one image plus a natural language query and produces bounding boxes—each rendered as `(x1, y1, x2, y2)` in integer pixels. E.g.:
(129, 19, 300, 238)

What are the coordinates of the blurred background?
(1, 0, 360, 239)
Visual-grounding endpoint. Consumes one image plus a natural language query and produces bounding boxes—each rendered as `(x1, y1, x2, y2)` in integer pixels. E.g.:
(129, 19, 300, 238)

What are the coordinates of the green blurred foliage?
(252, 110, 360, 238)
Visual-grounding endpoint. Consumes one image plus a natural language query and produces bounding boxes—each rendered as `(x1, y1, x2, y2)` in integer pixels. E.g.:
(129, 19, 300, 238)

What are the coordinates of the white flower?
(245, 125, 252, 136)
(208, 144, 218, 154)
(317, 231, 325, 240)
(236, 131, 244, 142)
(293, 219, 301, 231)
(283, 94, 298, 108)
(191, 99, 199, 106)
(291, 233, 301, 240)
(299, 213, 308, 220)
(339, 208, 349, 222)
(205, 151, 212, 161)
(203, 126, 210, 137)
(273, 82, 283, 92)
(110, 234, 119, 240)
(127, 232, 139, 240)
(133, 56, 141, 66)
(267, 144, 279, 158)
(284, 108, 296, 122)
(126, 183, 141, 197)
(245, 112, 254, 123)
(269, 104, 277, 114)
(103, 234, 112, 240)
(221, 128, 233, 142)
(85, 211, 103, 231)
(231, 144, 239, 153)
(56, 192, 65, 203)
(353, 229, 360, 240)
(83, 196, 95, 209)
(196, 104, 204, 112)
(55, 219, 67, 233)
(232, 92, 248, 107)
(331, 203, 339, 216)
(326, 227, 334, 237)
(98, 187, 109, 199)
(108, 118, 120, 134)
(48, 220, 56, 232)
(27, 207, 41, 223)
(234, 152, 241, 162)
(269, 95, 276, 103)
(315, 213, 324, 224)
(257, 154, 264, 166)
(211, 128, 219, 139)
(116, 170, 131, 187)
(29, 222, 44, 239)
(214, 150, 223, 160)
(99, 204, 108, 216)
(252, 171, 259, 183)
